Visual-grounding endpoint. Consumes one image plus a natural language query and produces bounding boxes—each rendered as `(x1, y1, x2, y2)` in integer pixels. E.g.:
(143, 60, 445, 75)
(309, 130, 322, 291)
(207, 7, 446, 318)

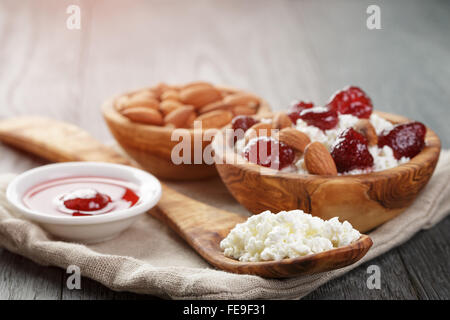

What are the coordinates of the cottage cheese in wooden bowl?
(212, 86, 441, 232)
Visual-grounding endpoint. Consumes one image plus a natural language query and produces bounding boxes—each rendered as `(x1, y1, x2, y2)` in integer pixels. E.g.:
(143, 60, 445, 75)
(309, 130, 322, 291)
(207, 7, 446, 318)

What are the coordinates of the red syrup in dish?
(22, 176, 140, 217)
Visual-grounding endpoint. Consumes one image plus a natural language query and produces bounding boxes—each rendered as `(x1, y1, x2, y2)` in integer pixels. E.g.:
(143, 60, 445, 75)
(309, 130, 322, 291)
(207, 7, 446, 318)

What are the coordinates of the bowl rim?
(6, 162, 162, 225)
(212, 111, 441, 181)
(101, 84, 272, 134)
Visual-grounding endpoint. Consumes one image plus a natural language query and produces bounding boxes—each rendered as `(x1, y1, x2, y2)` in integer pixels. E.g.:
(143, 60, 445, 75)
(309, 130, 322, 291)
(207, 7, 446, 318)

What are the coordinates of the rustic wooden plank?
(304, 249, 420, 300)
(397, 216, 450, 299)
(0, 0, 449, 300)
(0, 248, 62, 299)
(0, 0, 63, 301)
(0, 0, 87, 123)
(0, 0, 92, 300)
(306, 216, 450, 300)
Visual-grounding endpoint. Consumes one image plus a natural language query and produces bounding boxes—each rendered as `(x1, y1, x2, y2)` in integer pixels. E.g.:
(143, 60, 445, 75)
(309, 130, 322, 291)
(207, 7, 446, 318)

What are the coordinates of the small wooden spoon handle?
(0, 117, 132, 165)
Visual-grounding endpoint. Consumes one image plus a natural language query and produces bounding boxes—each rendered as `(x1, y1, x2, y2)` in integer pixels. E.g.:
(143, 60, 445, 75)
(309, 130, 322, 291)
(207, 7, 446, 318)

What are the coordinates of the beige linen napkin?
(0, 150, 449, 300)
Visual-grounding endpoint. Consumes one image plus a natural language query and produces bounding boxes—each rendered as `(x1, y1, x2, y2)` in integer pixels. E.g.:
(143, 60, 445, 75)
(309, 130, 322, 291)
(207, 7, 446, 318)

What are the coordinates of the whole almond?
(180, 86, 222, 108)
(152, 82, 170, 99)
(164, 123, 176, 129)
(160, 99, 185, 116)
(198, 100, 231, 114)
(255, 111, 274, 121)
(244, 122, 274, 144)
(161, 89, 180, 101)
(215, 85, 238, 95)
(129, 90, 156, 102)
(272, 112, 293, 129)
(119, 93, 159, 111)
(185, 112, 197, 128)
(181, 81, 213, 90)
(194, 110, 233, 129)
(232, 105, 257, 116)
(115, 96, 130, 111)
(164, 105, 196, 128)
(223, 92, 260, 107)
(304, 142, 337, 175)
(121, 107, 164, 126)
(278, 128, 311, 153)
(354, 119, 378, 146)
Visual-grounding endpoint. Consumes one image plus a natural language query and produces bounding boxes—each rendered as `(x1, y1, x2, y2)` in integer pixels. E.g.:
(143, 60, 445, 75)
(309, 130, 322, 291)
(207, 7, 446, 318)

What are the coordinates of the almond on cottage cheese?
(220, 210, 361, 262)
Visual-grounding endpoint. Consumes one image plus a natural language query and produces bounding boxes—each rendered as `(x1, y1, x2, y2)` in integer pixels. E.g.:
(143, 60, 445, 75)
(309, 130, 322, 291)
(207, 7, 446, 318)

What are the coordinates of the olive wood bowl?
(212, 111, 441, 233)
(102, 86, 271, 180)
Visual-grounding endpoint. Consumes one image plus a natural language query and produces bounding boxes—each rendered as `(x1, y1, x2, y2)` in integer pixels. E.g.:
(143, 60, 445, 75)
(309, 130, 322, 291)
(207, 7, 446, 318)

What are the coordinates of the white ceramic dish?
(6, 162, 162, 243)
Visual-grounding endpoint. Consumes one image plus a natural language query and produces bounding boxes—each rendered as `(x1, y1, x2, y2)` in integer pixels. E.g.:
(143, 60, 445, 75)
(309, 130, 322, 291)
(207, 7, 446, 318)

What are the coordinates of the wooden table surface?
(0, 0, 449, 300)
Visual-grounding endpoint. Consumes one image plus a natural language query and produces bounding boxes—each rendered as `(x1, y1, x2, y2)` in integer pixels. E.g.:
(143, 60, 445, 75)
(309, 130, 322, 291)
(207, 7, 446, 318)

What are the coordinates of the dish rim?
(6, 162, 162, 225)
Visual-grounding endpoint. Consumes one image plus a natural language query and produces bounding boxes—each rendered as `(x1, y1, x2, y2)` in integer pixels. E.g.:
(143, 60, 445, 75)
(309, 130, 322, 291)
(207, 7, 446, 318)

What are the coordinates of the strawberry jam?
(331, 128, 374, 173)
(23, 176, 140, 217)
(328, 86, 373, 119)
(287, 101, 314, 124)
(244, 136, 295, 170)
(299, 107, 338, 131)
(232, 115, 259, 133)
(378, 122, 426, 159)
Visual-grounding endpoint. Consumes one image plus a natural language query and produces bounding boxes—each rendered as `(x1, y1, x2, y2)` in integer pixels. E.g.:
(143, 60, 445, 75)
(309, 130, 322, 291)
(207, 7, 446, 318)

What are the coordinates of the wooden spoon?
(0, 116, 372, 278)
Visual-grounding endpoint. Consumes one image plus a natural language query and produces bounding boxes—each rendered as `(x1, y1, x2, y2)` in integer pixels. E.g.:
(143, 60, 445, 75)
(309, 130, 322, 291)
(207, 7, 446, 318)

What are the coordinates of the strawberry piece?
(122, 188, 140, 206)
(328, 86, 373, 119)
(299, 107, 338, 131)
(64, 192, 111, 212)
(378, 122, 426, 159)
(331, 128, 374, 173)
(232, 115, 259, 132)
(244, 136, 295, 170)
(287, 101, 314, 124)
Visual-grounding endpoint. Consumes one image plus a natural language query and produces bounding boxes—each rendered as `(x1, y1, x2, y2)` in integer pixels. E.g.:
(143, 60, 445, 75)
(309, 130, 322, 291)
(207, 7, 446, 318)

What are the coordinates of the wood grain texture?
(0, 249, 62, 300)
(102, 86, 271, 180)
(213, 112, 441, 233)
(396, 217, 450, 299)
(0, 0, 448, 299)
(0, 116, 373, 278)
(304, 251, 420, 300)
(0, 117, 132, 165)
(306, 217, 450, 299)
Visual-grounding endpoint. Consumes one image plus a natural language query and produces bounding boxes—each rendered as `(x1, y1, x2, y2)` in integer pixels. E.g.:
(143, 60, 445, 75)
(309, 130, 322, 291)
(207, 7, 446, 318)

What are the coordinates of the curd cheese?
(235, 110, 408, 175)
(293, 111, 404, 174)
(220, 210, 361, 262)
(294, 112, 392, 150)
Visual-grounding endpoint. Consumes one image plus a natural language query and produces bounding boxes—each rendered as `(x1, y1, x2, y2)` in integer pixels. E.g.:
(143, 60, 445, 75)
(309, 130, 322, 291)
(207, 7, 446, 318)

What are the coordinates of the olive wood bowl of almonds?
(102, 82, 271, 180)
(212, 111, 441, 233)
